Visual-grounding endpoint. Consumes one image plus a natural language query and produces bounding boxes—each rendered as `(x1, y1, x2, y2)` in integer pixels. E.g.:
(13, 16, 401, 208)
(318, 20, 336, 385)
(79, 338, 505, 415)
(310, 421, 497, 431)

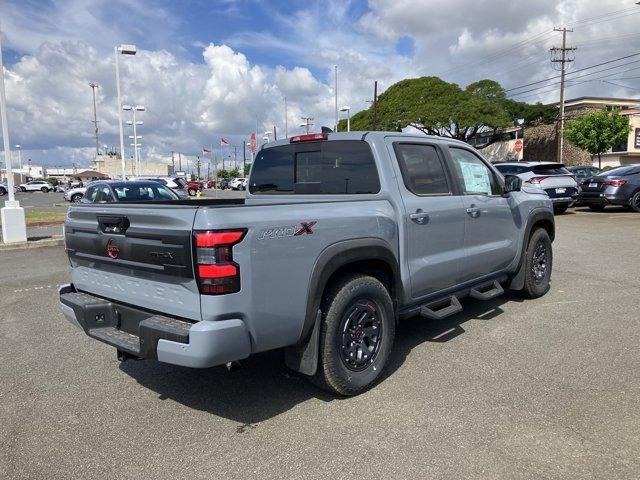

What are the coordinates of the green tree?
(564, 108, 631, 168)
(217, 169, 230, 179)
(244, 164, 252, 176)
(229, 168, 240, 178)
(337, 76, 556, 147)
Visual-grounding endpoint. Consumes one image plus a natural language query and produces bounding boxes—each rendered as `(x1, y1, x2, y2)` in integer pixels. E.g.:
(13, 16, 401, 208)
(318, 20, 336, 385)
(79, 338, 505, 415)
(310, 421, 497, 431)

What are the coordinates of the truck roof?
(260, 131, 471, 150)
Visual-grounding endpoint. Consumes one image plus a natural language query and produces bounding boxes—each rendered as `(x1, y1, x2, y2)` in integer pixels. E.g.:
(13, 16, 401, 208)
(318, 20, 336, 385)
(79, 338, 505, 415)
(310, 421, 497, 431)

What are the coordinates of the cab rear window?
(249, 140, 380, 195)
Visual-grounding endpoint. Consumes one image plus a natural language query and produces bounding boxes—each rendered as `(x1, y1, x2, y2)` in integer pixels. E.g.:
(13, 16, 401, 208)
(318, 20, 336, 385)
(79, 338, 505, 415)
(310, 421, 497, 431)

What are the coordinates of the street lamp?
(114, 43, 137, 179)
(123, 104, 144, 175)
(14, 144, 22, 182)
(339, 106, 351, 132)
(0, 30, 27, 243)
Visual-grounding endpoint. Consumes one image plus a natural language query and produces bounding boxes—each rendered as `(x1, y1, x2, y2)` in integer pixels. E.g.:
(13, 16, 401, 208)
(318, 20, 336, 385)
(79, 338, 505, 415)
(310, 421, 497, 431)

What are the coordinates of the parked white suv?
(228, 177, 246, 190)
(64, 186, 88, 203)
(495, 162, 578, 214)
(18, 180, 54, 192)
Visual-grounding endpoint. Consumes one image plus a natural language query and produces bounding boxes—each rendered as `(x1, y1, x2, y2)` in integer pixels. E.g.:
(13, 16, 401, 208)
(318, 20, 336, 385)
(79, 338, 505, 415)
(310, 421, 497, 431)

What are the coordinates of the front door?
(446, 147, 519, 282)
(390, 141, 466, 299)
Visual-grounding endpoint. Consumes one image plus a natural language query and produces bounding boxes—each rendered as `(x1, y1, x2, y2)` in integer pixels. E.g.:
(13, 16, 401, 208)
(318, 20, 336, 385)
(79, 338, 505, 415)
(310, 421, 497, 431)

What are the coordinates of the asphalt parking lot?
(1, 208, 639, 479)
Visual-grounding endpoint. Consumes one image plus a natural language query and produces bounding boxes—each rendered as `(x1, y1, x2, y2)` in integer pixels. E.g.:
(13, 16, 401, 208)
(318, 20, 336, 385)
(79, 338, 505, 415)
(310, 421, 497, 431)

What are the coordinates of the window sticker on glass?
(459, 159, 492, 195)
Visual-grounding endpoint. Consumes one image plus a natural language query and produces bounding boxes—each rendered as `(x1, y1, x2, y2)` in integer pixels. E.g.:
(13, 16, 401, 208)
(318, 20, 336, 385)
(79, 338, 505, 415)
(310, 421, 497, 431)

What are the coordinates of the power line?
(505, 51, 640, 93)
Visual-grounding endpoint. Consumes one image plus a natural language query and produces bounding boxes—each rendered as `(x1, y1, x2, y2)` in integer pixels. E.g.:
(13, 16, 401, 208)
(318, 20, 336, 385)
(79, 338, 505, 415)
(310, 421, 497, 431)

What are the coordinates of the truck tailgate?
(65, 204, 201, 320)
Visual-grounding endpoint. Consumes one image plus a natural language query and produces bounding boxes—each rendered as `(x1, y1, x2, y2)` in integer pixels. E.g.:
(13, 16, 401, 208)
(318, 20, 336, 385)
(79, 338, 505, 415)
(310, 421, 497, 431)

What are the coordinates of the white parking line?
(13, 284, 54, 293)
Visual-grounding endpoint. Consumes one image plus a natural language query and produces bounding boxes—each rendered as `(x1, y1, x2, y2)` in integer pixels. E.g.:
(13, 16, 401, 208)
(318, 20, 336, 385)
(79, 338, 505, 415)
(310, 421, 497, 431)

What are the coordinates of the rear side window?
(249, 140, 380, 195)
(393, 143, 450, 195)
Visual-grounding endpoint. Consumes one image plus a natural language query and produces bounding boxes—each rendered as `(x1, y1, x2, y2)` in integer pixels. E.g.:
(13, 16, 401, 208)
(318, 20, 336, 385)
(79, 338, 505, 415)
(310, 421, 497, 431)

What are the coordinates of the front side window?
(249, 140, 380, 195)
(449, 148, 501, 196)
(393, 143, 450, 195)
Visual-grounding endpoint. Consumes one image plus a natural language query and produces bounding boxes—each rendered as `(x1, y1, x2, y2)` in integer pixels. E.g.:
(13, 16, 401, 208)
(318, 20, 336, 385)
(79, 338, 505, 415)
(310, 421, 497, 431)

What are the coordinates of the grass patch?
(0, 208, 67, 226)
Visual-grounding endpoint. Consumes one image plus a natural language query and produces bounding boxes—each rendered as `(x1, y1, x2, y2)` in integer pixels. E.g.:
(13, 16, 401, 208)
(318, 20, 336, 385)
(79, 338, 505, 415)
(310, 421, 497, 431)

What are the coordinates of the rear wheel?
(0, 187, 6, 196)
(588, 204, 605, 212)
(188, 188, 197, 196)
(630, 191, 640, 213)
(312, 274, 395, 396)
(520, 228, 553, 299)
(41, 186, 49, 193)
(70, 193, 82, 203)
(553, 204, 569, 215)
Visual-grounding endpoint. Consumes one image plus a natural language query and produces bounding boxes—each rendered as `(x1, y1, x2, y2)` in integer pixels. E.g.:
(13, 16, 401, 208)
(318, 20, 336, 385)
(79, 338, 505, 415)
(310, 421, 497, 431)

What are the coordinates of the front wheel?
(312, 274, 395, 396)
(520, 228, 553, 299)
(41, 187, 49, 193)
(187, 188, 197, 196)
(70, 193, 82, 203)
(20, 187, 26, 192)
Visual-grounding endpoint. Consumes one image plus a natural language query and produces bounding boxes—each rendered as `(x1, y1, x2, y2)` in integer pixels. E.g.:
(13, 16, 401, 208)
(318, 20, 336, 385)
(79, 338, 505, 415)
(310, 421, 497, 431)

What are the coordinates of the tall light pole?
(340, 106, 351, 132)
(0, 27, 27, 243)
(334, 65, 338, 132)
(300, 116, 314, 134)
(123, 104, 144, 175)
(89, 82, 100, 157)
(114, 44, 137, 179)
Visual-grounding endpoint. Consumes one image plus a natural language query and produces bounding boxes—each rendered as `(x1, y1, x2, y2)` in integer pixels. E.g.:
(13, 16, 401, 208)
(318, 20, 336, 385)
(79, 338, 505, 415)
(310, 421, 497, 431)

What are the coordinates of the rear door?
(446, 146, 519, 282)
(65, 204, 201, 320)
(390, 141, 466, 299)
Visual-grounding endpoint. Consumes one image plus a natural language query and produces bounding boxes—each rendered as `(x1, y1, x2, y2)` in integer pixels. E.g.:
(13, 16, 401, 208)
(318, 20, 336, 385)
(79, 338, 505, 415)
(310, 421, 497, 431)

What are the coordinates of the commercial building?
(92, 153, 173, 178)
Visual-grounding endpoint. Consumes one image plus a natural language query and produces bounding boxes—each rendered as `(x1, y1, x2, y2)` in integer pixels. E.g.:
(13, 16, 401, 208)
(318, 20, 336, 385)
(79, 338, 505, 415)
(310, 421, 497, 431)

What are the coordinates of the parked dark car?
(577, 164, 640, 212)
(80, 181, 180, 203)
(567, 166, 601, 183)
(218, 178, 230, 190)
(185, 180, 203, 196)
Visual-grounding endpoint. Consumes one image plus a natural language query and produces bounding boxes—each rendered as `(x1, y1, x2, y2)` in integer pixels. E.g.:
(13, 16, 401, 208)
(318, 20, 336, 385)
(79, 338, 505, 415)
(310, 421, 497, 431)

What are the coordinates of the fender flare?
(509, 208, 555, 290)
(285, 238, 400, 375)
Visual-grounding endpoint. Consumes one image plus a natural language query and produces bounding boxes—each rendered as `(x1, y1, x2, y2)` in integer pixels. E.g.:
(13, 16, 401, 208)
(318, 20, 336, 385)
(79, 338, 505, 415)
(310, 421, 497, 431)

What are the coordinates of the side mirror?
(504, 175, 521, 193)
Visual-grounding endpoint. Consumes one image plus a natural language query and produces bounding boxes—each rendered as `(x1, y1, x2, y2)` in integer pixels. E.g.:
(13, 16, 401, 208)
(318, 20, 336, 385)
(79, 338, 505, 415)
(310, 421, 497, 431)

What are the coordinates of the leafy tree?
(564, 108, 631, 168)
(244, 164, 252, 176)
(337, 76, 557, 147)
(229, 168, 240, 178)
(217, 169, 230, 179)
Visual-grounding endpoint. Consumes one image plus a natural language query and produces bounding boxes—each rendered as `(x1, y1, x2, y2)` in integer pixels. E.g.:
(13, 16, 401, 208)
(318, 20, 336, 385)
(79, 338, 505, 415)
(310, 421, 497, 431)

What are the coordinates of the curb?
(0, 235, 65, 252)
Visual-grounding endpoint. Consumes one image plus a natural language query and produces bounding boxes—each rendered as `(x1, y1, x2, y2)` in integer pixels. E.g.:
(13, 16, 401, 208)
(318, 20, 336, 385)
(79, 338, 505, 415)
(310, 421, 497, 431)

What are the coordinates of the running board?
(469, 280, 504, 301)
(419, 295, 462, 320)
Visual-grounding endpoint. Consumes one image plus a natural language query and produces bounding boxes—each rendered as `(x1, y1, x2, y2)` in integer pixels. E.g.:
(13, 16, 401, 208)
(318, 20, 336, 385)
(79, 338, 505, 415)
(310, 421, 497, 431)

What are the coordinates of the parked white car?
(228, 177, 246, 190)
(64, 186, 88, 203)
(494, 162, 578, 214)
(18, 180, 54, 192)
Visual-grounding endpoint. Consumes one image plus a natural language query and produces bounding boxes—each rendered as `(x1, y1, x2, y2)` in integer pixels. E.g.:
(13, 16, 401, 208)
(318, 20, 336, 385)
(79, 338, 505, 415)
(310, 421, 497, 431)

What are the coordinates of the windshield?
(112, 183, 179, 202)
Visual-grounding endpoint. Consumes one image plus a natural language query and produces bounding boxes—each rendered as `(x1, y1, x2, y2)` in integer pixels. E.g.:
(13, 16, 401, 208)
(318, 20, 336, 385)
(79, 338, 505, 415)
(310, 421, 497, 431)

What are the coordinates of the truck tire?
(312, 274, 395, 396)
(520, 228, 552, 299)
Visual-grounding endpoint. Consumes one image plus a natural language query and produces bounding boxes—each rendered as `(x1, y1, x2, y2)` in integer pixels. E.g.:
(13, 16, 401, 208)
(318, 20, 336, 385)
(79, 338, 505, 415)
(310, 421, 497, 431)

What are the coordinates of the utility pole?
(243, 140, 246, 173)
(372, 81, 378, 131)
(89, 82, 100, 157)
(233, 146, 238, 170)
(273, 125, 277, 141)
(171, 151, 175, 172)
(178, 152, 182, 171)
(301, 116, 314, 134)
(284, 97, 288, 137)
(334, 65, 338, 132)
(196, 156, 201, 180)
(551, 27, 576, 164)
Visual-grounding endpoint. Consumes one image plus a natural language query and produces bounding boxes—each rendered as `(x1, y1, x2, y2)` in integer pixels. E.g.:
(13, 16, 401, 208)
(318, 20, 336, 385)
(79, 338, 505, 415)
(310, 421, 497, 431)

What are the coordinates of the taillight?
(605, 179, 626, 187)
(194, 229, 246, 295)
(527, 176, 549, 184)
(290, 133, 327, 143)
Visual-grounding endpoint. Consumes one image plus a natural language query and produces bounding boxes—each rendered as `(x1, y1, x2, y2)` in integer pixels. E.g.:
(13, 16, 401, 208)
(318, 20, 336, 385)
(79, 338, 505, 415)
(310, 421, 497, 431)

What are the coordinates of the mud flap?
(285, 310, 321, 376)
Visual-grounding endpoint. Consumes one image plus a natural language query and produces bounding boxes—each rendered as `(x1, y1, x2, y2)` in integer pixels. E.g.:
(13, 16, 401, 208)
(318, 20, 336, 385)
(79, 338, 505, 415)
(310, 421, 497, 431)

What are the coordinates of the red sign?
(249, 132, 257, 153)
(514, 139, 523, 153)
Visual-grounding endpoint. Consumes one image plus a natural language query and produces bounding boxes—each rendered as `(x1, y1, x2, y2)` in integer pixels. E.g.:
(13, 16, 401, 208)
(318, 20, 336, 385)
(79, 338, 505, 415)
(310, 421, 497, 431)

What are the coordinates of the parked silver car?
(495, 162, 578, 214)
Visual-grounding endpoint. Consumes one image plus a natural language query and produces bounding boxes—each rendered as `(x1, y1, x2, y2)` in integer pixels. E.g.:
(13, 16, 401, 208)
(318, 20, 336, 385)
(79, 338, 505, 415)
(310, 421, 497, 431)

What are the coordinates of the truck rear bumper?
(59, 284, 251, 368)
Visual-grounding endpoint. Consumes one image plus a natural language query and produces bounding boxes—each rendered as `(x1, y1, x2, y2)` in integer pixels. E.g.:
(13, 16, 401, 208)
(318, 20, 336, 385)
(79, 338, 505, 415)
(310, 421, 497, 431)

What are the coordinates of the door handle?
(466, 206, 481, 218)
(410, 209, 430, 225)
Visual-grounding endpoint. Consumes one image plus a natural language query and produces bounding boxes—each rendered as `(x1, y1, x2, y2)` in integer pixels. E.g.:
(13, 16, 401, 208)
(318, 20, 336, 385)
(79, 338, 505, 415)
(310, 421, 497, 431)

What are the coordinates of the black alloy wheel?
(630, 191, 640, 213)
(339, 299, 383, 372)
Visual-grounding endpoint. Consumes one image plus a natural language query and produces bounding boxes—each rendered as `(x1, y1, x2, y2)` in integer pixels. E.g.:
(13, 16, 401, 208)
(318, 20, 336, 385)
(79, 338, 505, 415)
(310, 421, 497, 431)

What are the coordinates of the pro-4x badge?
(294, 221, 317, 236)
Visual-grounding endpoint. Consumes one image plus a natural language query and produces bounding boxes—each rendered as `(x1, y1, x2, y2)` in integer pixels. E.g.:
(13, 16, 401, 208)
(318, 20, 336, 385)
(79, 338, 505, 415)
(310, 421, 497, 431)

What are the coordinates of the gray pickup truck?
(59, 131, 554, 395)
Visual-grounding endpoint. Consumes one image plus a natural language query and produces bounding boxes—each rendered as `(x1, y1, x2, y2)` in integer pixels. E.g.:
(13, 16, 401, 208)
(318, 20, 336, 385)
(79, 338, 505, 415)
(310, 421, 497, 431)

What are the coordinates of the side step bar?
(469, 280, 504, 301)
(420, 296, 462, 320)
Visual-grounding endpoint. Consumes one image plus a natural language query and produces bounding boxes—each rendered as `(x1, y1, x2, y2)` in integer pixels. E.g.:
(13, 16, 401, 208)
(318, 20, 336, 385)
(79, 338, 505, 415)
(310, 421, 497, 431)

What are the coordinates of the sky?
(0, 0, 639, 169)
